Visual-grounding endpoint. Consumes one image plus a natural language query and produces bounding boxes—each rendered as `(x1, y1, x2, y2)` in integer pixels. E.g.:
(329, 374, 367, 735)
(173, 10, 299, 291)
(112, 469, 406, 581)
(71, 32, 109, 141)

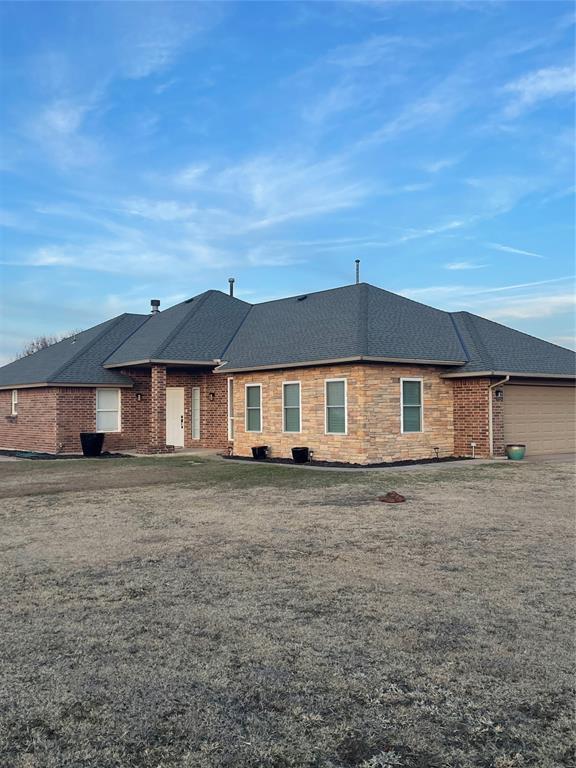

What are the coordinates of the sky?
(0, 1, 575, 364)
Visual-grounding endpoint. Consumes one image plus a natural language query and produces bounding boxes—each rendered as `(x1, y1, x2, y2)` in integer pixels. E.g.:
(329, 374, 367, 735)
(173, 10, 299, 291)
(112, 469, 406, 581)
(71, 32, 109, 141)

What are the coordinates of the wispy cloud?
(487, 242, 545, 258)
(424, 157, 462, 174)
(26, 94, 104, 168)
(400, 277, 575, 323)
(502, 65, 576, 119)
(444, 261, 487, 270)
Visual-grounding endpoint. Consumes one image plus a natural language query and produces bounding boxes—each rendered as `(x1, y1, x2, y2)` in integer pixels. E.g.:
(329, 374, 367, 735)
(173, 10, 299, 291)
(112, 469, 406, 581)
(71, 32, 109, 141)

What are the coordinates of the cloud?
(26, 95, 104, 168)
(121, 199, 198, 222)
(424, 157, 462, 174)
(483, 293, 575, 320)
(444, 261, 487, 270)
(399, 277, 575, 323)
(487, 242, 545, 259)
(502, 65, 576, 118)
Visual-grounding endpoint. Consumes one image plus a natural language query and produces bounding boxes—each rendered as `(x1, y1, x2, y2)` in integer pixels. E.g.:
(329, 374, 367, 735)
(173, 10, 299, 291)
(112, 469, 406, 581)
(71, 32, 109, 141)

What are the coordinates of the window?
(96, 389, 120, 432)
(283, 382, 301, 432)
(245, 384, 262, 432)
(227, 378, 234, 441)
(401, 378, 423, 433)
(11, 390, 18, 416)
(191, 386, 200, 440)
(325, 379, 347, 434)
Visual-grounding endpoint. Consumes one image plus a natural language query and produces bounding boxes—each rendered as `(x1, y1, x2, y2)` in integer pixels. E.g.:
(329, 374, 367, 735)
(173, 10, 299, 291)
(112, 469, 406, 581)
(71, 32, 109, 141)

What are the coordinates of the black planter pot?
(292, 446, 310, 464)
(80, 432, 105, 457)
(251, 445, 268, 460)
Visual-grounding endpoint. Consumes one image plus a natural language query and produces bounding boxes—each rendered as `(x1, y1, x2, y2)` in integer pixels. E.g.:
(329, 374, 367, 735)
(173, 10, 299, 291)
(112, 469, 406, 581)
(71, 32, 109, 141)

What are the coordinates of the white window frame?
(400, 377, 424, 434)
(11, 389, 18, 416)
(282, 381, 301, 434)
(245, 383, 262, 433)
(96, 388, 121, 433)
(325, 378, 347, 435)
(191, 386, 201, 440)
(227, 377, 234, 441)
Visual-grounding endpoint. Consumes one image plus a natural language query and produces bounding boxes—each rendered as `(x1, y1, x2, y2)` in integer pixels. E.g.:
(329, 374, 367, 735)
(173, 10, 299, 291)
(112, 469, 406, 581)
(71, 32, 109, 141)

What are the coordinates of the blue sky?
(0, 1, 574, 364)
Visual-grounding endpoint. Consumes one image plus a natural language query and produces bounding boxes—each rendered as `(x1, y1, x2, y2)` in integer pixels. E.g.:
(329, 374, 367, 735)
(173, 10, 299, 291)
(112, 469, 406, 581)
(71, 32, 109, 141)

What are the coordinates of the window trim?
(11, 389, 18, 416)
(325, 378, 347, 435)
(96, 388, 121, 433)
(227, 377, 234, 441)
(245, 383, 262, 433)
(282, 380, 301, 434)
(400, 377, 424, 434)
(191, 386, 201, 440)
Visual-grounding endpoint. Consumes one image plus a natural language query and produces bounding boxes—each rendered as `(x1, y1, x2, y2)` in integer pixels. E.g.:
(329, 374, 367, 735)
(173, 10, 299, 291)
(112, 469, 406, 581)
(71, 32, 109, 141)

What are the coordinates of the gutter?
(442, 370, 576, 379)
(488, 375, 509, 456)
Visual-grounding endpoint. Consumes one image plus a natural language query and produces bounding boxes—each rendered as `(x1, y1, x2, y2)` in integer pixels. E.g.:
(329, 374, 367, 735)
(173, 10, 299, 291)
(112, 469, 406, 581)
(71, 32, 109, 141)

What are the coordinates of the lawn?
(0, 456, 574, 768)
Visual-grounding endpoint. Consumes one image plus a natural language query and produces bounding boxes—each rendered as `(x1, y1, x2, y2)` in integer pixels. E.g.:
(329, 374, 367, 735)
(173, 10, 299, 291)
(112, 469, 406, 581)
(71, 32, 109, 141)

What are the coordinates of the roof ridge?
(253, 282, 364, 306)
(451, 312, 495, 371)
(447, 313, 471, 363)
(220, 303, 255, 361)
(48, 314, 130, 383)
(102, 313, 153, 367)
(456, 310, 576, 354)
(153, 291, 212, 359)
(358, 283, 369, 356)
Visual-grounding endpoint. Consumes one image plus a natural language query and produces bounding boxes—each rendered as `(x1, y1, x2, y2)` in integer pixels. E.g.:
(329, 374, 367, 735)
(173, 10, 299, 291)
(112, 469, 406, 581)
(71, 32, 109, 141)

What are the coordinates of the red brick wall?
(491, 386, 505, 457)
(166, 368, 230, 449)
(453, 377, 491, 457)
(0, 387, 59, 453)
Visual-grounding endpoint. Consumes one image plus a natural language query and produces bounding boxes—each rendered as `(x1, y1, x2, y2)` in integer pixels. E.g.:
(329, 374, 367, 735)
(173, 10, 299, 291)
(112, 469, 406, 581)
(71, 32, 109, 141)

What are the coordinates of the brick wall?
(452, 377, 492, 457)
(165, 368, 230, 450)
(0, 387, 59, 452)
(230, 363, 455, 464)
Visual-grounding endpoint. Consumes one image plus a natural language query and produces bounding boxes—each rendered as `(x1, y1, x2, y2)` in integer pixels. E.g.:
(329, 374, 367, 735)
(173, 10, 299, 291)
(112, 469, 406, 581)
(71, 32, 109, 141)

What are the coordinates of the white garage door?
(504, 385, 576, 455)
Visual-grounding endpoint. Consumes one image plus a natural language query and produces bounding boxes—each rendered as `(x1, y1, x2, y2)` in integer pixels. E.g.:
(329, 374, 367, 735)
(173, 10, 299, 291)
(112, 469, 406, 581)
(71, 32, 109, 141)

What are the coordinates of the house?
(0, 282, 574, 461)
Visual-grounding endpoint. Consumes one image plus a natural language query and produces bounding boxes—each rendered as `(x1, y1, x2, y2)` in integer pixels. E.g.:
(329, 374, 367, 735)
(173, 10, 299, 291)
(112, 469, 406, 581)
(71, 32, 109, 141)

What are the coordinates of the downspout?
(488, 375, 510, 456)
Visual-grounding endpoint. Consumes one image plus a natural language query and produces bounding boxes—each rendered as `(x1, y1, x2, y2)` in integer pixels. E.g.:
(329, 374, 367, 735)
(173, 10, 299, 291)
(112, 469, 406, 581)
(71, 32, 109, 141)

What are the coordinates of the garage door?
(504, 385, 576, 455)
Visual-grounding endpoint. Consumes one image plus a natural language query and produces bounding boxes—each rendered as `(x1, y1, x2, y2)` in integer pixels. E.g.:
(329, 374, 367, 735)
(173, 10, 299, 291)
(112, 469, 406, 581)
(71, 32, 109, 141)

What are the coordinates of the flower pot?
(505, 444, 526, 461)
(291, 447, 310, 464)
(80, 432, 105, 457)
(251, 445, 268, 460)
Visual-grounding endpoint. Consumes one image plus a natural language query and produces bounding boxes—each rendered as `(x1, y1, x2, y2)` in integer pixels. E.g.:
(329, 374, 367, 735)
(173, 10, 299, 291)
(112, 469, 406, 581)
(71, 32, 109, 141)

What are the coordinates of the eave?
(104, 358, 219, 369)
(441, 370, 576, 380)
(0, 381, 134, 391)
(216, 355, 467, 374)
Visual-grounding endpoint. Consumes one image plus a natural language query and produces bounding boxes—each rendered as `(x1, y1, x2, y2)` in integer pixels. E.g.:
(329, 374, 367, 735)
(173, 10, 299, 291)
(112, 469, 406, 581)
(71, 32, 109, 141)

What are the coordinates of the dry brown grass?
(0, 456, 574, 767)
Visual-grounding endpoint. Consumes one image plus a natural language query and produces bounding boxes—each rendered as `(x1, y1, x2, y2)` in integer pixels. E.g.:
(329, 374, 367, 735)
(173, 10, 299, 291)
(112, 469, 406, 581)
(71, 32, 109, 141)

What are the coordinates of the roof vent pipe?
(228, 277, 235, 297)
(150, 299, 160, 314)
(355, 259, 360, 284)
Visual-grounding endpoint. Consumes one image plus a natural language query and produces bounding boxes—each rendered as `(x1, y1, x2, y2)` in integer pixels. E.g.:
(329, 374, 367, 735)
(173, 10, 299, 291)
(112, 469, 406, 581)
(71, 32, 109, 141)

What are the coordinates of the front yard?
(0, 456, 574, 768)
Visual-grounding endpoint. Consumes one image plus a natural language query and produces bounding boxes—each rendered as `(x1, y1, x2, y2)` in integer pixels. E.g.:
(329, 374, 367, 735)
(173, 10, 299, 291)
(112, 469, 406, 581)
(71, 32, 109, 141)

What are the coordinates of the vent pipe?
(150, 299, 160, 314)
(228, 277, 235, 297)
(355, 259, 360, 284)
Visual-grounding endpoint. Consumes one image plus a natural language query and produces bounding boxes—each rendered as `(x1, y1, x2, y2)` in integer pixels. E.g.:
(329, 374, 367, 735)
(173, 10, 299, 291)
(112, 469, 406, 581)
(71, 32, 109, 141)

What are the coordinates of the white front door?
(166, 387, 185, 447)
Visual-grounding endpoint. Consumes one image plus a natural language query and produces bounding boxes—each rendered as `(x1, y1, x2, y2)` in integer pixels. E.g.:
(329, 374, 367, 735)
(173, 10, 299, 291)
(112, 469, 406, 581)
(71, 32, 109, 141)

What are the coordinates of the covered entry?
(504, 384, 576, 455)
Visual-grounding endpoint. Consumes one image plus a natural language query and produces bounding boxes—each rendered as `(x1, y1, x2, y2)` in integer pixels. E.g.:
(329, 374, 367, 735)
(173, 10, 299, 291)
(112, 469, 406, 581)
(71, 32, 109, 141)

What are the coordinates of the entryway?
(166, 387, 185, 447)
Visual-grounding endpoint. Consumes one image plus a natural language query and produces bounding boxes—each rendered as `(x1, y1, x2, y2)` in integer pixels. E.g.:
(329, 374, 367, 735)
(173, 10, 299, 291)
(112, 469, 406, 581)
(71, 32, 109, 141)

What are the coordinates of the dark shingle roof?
(104, 291, 251, 366)
(0, 314, 147, 388)
(1, 283, 574, 387)
(218, 283, 465, 370)
(449, 312, 576, 376)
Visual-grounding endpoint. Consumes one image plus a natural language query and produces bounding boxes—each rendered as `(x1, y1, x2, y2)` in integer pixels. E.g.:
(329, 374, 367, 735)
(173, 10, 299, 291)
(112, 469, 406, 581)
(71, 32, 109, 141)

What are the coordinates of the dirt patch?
(0, 459, 574, 767)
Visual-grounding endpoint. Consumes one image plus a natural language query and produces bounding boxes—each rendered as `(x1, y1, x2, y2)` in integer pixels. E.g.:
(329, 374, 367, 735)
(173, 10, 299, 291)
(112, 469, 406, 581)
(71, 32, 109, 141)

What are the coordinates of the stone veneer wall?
(231, 363, 455, 464)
